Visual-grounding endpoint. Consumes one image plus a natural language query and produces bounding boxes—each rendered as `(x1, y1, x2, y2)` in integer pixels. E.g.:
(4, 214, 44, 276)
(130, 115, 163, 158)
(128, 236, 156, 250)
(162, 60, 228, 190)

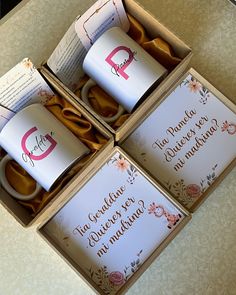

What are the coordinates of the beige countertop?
(0, 0, 236, 294)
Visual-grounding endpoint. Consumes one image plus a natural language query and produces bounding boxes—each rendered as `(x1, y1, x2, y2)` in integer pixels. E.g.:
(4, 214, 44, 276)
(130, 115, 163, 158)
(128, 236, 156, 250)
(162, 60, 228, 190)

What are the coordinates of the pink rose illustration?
(187, 79, 202, 93)
(108, 271, 125, 286)
(115, 158, 129, 172)
(186, 184, 201, 198)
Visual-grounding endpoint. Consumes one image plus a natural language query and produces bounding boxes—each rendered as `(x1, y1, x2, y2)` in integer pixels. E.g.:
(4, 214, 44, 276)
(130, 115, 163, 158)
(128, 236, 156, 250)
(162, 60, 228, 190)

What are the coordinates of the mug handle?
(81, 79, 125, 123)
(0, 154, 42, 200)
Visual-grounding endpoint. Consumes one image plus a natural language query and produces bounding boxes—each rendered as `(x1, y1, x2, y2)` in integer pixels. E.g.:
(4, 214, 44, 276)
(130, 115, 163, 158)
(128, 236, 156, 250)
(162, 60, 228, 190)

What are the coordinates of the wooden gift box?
(120, 68, 236, 212)
(40, 0, 192, 141)
(38, 146, 191, 295)
(0, 73, 114, 227)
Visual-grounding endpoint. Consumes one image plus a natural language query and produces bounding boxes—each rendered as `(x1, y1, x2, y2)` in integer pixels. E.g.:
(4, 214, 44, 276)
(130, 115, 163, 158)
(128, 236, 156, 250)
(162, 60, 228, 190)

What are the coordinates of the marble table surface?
(0, 0, 236, 294)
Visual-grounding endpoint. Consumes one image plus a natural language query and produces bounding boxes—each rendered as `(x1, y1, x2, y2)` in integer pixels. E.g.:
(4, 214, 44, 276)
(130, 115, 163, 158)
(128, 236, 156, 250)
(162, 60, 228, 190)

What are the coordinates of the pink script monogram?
(105, 46, 137, 80)
(21, 126, 57, 167)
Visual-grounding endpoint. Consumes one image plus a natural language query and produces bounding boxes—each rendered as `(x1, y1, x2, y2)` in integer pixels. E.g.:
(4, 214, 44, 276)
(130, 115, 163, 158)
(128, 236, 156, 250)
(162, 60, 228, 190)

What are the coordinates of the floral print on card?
(166, 164, 218, 209)
(181, 75, 210, 105)
(44, 151, 185, 295)
(88, 250, 143, 294)
(22, 58, 35, 71)
(108, 153, 139, 184)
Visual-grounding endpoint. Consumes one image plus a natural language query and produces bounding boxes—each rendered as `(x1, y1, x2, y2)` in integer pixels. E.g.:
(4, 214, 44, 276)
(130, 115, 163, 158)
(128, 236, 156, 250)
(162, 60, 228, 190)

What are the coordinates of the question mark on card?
(138, 200, 146, 210)
(211, 118, 219, 127)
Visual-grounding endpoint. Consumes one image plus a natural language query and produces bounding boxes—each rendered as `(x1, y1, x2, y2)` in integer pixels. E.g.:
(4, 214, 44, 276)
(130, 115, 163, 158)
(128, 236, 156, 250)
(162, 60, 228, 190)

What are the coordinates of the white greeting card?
(0, 58, 54, 112)
(75, 0, 130, 51)
(47, 18, 87, 91)
(44, 151, 185, 294)
(122, 72, 236, 209)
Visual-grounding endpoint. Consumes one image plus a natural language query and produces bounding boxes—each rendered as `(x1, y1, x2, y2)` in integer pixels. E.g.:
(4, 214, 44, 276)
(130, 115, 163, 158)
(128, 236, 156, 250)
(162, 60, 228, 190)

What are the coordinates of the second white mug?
(82, 27, 167, 113)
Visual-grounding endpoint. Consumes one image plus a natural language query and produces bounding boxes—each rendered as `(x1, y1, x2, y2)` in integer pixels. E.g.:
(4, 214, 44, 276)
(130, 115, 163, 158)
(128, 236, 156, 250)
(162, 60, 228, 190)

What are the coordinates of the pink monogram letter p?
(105, 46, 134, 80)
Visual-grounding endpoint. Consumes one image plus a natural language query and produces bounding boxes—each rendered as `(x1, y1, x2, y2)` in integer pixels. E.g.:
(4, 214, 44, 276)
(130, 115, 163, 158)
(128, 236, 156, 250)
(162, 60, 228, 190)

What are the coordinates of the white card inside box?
(121, 68, 236, 211)
(39, 148, 190, 294)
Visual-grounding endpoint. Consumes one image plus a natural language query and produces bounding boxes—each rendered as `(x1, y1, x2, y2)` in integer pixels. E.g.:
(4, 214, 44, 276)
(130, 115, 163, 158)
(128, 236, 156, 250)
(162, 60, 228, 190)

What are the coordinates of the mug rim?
(0, 103, 43, 135)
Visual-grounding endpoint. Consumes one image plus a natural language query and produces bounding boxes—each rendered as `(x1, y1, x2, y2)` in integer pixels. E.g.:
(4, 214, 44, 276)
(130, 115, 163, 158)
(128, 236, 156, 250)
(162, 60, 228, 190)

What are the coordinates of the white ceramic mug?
(0, 104, 89, 199)
(82, 26, 167, 113)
